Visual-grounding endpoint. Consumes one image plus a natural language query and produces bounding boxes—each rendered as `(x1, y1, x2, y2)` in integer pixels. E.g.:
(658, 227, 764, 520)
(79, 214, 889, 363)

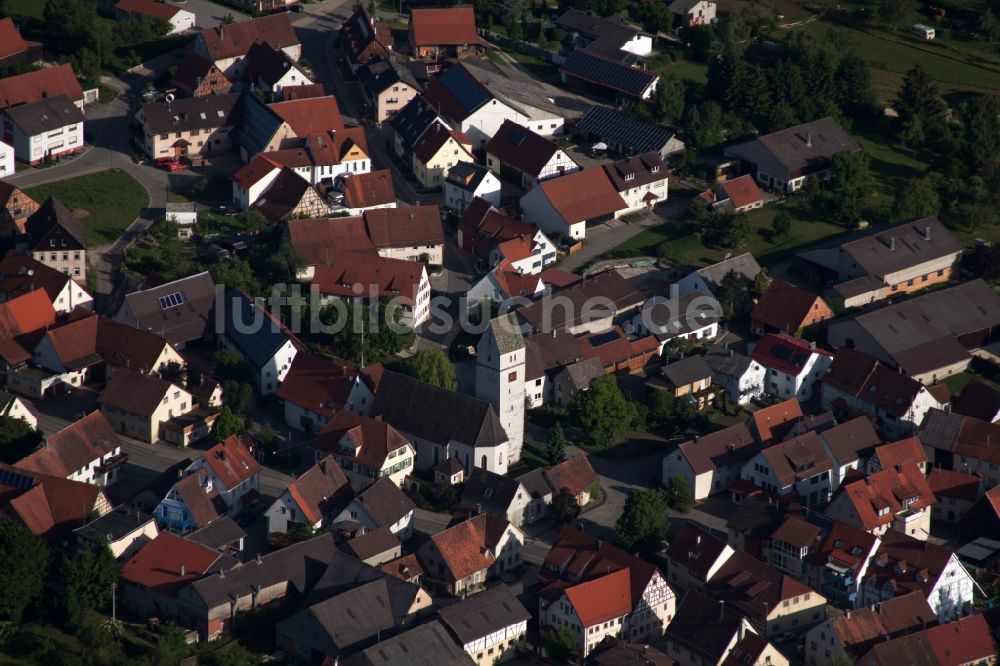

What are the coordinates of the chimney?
(180, 564, 186, 577)
(729, 348, 734, 358)
(889, 237, 896, 251)
(805, 131, 812, 147)
(923, 225, 931, 241)
(219, 569, 225, 579)
(256, 553, 263, 564)
(696, 535, 701, 545)
(719, 600, 725, 622)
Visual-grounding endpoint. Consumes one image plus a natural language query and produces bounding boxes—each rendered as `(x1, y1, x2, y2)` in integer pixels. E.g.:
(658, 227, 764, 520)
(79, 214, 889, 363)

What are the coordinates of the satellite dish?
(26, 269, 33, 276)
(165, 93, 175, 104)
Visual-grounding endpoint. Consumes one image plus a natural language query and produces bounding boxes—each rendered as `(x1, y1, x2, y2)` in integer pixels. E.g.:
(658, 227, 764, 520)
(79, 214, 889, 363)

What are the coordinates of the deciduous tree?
(571, 375, 636, 450)
(613, 489, 669, 553)
(402, 349, 457, 391)
(664, 475, 695, 513)
(0, 524, 48, 622)
(0, 416, 42, 464)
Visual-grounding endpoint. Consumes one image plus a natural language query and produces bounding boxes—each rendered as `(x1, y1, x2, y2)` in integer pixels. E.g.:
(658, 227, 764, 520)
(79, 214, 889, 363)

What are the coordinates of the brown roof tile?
(0, 63, 83, 109)
(17, 411, 119, 478)
(537, 166, 625, 224)
(431, 512, 509, 581)
(751, 397, 803, 443)
(269, 96, 345, 136)
(409, 7, 479, 46)
(318, 411, 409, 474)
(275, 351, 364, 419)
(342, 169, 396, 209)
(751, 279, 831, 333)
(201, 435, 260, 491)
(364, 205, 444, 248)
(200, 13, 298, 61)
(835, 462, 935, 531)
(121, 531, 222, 595)
(98, 370, 179, 416)
(285, 455, 351, 525)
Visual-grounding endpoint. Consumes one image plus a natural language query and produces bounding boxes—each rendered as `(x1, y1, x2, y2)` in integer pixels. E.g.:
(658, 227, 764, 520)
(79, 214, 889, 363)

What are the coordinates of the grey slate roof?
(662, 355, 712, 388)
(704, 345, 754, 378)
(918, 408, 966, 452)
(74, 507, 155, 546)
(839, 217, 961, 278)
(459, 468, 523, 517)
(138, 93, 239, 134)
(694, 252, 762, 290)
(559, 357, 605, 391)
(514, 467, 553, 499)
(831, 279, 1000, 357)
(358, 55, 420, 97)
(289, 578, 398, 654)
(725, 117, 859, 179)
(446, 162, 492, 193)
(556, 9, 645, 60)
(26, 197, 86, 250)
(351, 476, 415, 528)
(461, 58, 591, 119)
(489, 312, 525, 355)
(304, 550, 420, 616)
(390, 96, 442, 150)
(356, 621, 472, 666)
(372, 371, 509, 449)
(438, 584, 530, 644)
(186, 516, 247, 551)
(120, 271, 216, 346)
(187, 532, 337, 609)
(6, 94, 84, 137)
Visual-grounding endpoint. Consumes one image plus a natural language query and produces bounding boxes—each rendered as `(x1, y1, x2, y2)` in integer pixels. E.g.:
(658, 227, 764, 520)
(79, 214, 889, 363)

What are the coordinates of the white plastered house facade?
(540, 570, 675, 658)
(334, 434, 415, 489)
(0, 394, 36, 428)
(233, 167, 280, 210)
(47, 280, 94, 315)
(444, 168, 502, 212)
(457, 97, 565, 149)
(265, 489, 320, 535)
(334, 496, 414, 540)
(199, 43, 302, 80)
(102, 384, 194, 443)
(759, 351, 833, 401)
(0, 139, 14, 178)
(661, 446, 746, 502)
(458, 615, 527, 666)
(860, 553, 976, 622)
(411, 431, 511, 477)
(820, 382, 940, 441)
(489, 230, 558, 276)
(519, 185, 586, 241)
(281, 376, 373, 433)
(741, 450, 835, 507)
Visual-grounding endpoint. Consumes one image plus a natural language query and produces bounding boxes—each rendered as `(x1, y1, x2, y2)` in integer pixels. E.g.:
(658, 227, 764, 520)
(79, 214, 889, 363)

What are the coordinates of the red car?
(155, 157, 185, 172)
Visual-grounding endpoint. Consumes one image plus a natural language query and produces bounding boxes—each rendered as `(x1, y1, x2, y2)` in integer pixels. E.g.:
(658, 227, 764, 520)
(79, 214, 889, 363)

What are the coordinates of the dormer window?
(624, 173, 635, 181)
(651, 165, 659, 173)
(877, 506, 890, 516)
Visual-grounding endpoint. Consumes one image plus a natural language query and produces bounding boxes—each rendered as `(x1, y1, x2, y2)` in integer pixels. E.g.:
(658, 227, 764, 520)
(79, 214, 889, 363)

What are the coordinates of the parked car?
(155, 157, 184, 172)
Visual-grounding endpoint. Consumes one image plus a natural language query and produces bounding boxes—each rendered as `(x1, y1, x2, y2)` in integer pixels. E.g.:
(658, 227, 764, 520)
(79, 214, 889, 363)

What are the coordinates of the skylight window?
(158, 292, 186, 309)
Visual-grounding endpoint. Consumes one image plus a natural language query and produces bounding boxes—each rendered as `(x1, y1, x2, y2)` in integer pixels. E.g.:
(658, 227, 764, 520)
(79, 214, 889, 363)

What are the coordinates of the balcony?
(96, 453, 128, 474)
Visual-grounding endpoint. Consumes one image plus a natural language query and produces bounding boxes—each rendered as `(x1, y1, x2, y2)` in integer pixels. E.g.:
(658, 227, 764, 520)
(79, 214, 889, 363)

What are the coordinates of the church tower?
(475, 312, 526, 464)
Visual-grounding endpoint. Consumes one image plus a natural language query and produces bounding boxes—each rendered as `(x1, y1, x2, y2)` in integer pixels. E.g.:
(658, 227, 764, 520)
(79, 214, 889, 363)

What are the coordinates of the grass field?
(26, 170, 148, 247)
(801, 18, 1000, 100)
(602, 203, 846, 270)
(942, 371, 1000, 395)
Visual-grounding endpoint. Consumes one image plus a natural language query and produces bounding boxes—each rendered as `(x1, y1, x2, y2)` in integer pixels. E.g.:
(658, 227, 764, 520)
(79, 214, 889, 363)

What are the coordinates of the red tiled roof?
(431, 513, 511, 581)
(538, 268, 582, 290)
(282, 83, 325, 101)
(269, 96, 345, 136)
(751, 279, 831, 334)
(0, 17, 32, 61)
(364, 206, 444, 249)
(751, 332, 831, 377)
(537, 166, 626, 225)
(96, 317, 174, 374)
(926, 613, 996, 664)
(412, 121, 471, 164)
(0, 288, 56, 365)
(342, 169, 395, 209)
(201, 435, 261, 492)
(835, 462, 935, 531)
(927, 467, 981, 502)
(826, 591, 936, 649)
(318, 410, 409, 474)
(874, 437, 927, 471)
(17, 411, 119, 478)
(232, 154, 280, 189)
(983, 485, 1000, 518)
(806, 519, 879, 574)
(200, 13, 298, 61)
(409, 7, 479, 47)
(288, 216, 374, 261)
(491, 266, 543, 300)
(751, 397, 803, 443)
(771, 515, 823, 548)
(42, 314, 100, 369)
(495, 236, 533, 264)
(121, 531, 221, 596)
(284, 455, 351, 525)
(545, 455, 598, 498)
(1, 463, 106, 539)
(708, 549, 815, 620)
(173, 469, 228, 528)
(115, 0, 182, 21)
(275, 351, 362, 419)
(0, 63, 84, 109)
(564, 567, 632, 627)
(380, 553, 424, 581)
(720, 174, 763, 209)
(312, 252, 426, 304)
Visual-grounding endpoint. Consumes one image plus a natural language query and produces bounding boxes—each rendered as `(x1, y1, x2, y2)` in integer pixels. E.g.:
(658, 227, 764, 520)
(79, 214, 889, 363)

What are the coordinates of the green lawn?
(942, 371, 1000, 395)
(602, 203, 845, 271)
(801, 19, 1000, 100)
(656, 59, 709, 85)
(26, 169, 148, 247)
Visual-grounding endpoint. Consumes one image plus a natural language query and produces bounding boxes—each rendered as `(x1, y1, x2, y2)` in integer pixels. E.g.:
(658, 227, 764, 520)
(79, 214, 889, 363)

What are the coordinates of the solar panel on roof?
(441, 66, 489, 114)
(576, 106, 673, 155)
(589, 330, 621, 347)
(562, 50, 655, 97)
(0, 469, 34, 489)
